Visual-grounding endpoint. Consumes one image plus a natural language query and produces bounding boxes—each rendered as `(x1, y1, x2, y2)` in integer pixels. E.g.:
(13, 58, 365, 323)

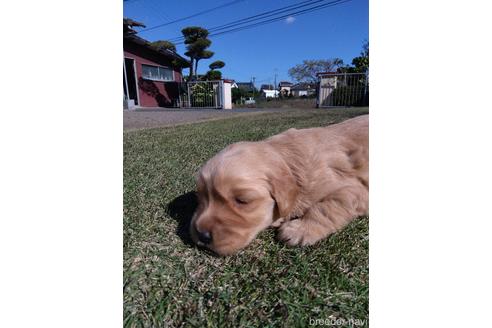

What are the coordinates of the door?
(124, 58, 138, 105)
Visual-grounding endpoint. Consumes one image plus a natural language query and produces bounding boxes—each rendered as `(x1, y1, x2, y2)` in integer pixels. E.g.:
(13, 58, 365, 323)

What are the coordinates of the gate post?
(364, 71, 368, 105)
(222, 80, 233, 109)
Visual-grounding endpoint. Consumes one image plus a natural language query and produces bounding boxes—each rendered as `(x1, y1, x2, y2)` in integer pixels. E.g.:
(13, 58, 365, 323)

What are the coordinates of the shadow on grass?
(166, 192, 224, 257)
(166, 191, 198, 246)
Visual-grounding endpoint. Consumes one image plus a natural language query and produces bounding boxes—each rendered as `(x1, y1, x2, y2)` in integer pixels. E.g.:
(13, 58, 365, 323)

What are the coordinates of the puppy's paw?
(270, 217, 285, 228)
(278, 219, 327, 247)
(278, 219, 306, 246)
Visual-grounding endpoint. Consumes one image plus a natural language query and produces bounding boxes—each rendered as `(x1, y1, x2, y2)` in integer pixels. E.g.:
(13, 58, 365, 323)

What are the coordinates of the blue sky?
(124, 0, 368, 86)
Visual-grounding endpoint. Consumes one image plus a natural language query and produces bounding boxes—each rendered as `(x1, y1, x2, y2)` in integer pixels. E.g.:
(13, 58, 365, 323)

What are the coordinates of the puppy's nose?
(197, 230, 212, 244)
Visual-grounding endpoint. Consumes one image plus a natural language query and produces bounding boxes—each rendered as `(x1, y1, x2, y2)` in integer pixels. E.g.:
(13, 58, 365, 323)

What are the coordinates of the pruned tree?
(150, 40, 176, 52)
(205, 70, 222, 80)
(181, 26, 214, 80)
(288, 59, 343, 83)
(150, 40, 190, 69)
(203, 60, 225, 81)
(194, 49, 214, 80)
(209, 60, 225, 70)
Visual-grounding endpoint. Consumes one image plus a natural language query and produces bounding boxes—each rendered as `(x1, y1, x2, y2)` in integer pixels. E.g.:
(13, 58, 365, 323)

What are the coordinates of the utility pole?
(251, 76, 256, 98)
(274, 69, 278, 99)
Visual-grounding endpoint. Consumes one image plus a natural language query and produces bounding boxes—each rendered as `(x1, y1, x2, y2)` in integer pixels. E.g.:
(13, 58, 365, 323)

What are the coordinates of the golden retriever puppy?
(190, 114, 368, 255)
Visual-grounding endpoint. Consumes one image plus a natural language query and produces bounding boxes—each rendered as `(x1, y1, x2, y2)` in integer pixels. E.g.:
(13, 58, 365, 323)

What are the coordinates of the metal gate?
(177, 80, 224, 109)
(318, 72, 368, 107)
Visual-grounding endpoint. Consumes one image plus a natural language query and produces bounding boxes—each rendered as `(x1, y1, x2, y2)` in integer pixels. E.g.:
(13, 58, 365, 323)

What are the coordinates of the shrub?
(189, 82, 214, 106)
(205, 70, 222, 80)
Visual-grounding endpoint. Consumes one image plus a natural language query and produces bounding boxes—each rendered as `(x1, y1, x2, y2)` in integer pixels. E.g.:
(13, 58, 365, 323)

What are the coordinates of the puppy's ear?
(267, 161, 299, 218)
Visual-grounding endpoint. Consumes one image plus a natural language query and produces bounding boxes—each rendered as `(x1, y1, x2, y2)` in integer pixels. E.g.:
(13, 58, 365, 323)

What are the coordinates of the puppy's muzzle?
(193, 223, 213, 245)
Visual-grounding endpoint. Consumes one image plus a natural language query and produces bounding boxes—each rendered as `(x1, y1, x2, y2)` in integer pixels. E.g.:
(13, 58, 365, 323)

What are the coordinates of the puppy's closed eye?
(234, 197, 249, 205)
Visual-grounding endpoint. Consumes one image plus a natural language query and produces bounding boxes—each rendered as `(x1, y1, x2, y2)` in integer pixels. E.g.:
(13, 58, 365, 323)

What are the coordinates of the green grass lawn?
(124, 108, 369, 328)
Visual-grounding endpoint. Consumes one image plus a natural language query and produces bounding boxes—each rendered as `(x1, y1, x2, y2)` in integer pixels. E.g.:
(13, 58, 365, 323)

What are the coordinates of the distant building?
(236, 82, 256, 93)
(260, 84, 275, 91)
(262, 89, 280, 98)
(278, 81, 293, 96)
(259, 84, 278, 98)
(290, 82, 317, 97)
(227, 80, 238, 88)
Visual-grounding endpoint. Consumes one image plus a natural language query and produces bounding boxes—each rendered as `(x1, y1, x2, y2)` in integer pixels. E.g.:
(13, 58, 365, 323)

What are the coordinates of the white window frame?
(141, 64, 175, 82)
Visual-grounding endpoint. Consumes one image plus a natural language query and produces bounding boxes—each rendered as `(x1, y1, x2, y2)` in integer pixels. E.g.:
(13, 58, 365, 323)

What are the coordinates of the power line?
(146, 0, 172, 25)
(211, 0, 351, 37)
(173, 0, 352, 45)
(209, 0, 325, 33)
(168, 0, 325, 42)
(139, 0, 245, 33)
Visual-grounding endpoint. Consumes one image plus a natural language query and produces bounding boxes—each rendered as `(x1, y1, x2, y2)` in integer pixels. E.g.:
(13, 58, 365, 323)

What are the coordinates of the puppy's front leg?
(278, 188, 367, 246)
(278, 205, 338, 246)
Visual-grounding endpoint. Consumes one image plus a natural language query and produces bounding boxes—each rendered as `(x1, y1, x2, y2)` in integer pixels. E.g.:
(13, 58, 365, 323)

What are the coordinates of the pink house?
(123, 18, 189, 108)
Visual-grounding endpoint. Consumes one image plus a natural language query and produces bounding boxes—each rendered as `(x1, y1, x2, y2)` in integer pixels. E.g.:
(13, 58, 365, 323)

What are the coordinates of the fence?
(177, 80, 224, 109)
(318, 72, 368, 107)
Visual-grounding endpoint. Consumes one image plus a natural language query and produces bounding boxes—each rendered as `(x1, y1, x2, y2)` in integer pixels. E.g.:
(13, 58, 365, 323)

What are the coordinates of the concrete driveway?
(123, 107, 287, 130)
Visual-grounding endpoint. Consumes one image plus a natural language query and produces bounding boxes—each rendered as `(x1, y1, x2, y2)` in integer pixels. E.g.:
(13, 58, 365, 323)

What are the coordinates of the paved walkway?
(123, 108, 287, 130)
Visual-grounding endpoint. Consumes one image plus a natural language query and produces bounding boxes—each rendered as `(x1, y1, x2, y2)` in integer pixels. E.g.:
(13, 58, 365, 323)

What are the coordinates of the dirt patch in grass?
(124, 108, 289, 131)
(234, 98, 317, 109)
(124, 108, 369, 327)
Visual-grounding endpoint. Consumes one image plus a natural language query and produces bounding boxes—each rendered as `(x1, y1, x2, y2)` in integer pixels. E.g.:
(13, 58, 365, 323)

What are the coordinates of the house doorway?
(124, 58, 138, 105)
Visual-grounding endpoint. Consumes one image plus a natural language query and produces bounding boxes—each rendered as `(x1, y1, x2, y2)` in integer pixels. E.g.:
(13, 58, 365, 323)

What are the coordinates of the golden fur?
(190, 115, 369, 255)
